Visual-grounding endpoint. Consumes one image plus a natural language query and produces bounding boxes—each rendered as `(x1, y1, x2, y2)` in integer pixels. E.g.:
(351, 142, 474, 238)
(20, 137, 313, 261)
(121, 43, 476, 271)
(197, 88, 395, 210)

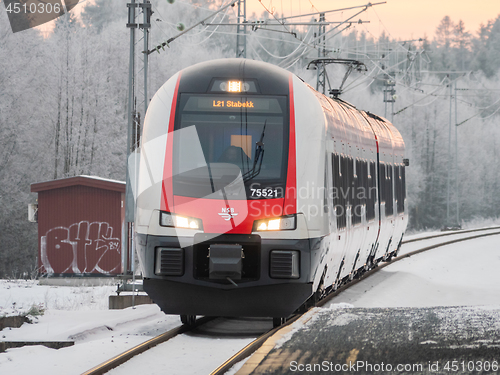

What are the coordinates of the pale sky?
(245, 0, 500, 40)
(36, 0, 498, 40)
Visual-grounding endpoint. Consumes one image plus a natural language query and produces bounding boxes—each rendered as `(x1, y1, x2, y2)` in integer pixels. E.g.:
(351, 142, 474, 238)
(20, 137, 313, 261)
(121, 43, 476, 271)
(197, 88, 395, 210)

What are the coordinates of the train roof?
(175, 59, 404, 158)
(178, 58, 290, 96)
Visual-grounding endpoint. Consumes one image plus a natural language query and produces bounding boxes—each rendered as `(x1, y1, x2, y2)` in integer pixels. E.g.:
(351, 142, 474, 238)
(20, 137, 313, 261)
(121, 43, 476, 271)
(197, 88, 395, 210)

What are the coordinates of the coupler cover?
(208, 244, 243, 280)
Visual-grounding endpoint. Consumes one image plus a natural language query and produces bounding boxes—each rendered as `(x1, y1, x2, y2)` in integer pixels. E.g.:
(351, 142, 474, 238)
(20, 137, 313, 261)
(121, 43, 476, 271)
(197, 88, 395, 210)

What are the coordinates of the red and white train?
(135, 58, 408, 325)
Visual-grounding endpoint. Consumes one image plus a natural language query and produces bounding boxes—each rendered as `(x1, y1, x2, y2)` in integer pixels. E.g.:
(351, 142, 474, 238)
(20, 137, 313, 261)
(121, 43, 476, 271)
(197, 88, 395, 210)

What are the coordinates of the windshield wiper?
(243, 121, 266, 182)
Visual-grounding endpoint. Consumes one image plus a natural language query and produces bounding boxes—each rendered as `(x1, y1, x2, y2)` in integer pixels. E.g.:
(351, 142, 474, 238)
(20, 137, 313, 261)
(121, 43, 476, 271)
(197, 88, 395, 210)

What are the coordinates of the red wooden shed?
(31, 175, 126, 276)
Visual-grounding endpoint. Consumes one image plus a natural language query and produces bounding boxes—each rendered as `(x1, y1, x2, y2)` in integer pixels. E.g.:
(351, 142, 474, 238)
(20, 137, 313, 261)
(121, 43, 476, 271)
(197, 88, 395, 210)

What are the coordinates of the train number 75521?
(250, 188, 279, 198)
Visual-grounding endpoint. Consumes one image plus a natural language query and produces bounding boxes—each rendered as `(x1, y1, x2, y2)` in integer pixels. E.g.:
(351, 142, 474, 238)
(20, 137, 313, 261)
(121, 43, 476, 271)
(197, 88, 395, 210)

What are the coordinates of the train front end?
(135, 59, 314, 318)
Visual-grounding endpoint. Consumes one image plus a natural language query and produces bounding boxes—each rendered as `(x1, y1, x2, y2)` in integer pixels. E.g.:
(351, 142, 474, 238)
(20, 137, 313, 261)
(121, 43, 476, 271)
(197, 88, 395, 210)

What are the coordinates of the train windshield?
(172, 94, 288, 199)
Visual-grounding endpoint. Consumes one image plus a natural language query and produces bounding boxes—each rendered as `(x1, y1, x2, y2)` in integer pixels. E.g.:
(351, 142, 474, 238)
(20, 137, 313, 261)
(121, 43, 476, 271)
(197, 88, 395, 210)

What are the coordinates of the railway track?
(80, 316, 215, 375)
(80, 226, 500, 375)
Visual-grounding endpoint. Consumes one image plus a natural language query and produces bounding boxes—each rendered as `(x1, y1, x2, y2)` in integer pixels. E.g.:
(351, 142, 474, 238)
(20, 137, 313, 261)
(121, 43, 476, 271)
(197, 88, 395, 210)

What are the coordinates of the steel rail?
(209, 314, 303, 375)
(209, 228, 500, 375)
(80, 316, 215, 375)
(401, 225, 500, 244)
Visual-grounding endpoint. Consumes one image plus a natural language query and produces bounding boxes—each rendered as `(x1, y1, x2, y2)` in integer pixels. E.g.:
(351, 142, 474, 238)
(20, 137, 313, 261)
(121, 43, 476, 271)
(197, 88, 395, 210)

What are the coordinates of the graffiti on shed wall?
(41, 221, 121, 274)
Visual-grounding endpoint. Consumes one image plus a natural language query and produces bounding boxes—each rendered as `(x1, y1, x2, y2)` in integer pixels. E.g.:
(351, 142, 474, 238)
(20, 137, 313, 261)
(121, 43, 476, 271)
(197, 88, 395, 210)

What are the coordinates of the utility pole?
(143, 1, 151, 121)
(384, 80, 396, 118)
(455, 82, 459, 227)
(446, 76, 452, 227)
(236, 0, 246, 58)
(125, 0, 136, 275)
(383, 79, 396, 119)
(125, 0, 152, 277)
(316, 13, 326, 94)
(445, 79, 461, 229)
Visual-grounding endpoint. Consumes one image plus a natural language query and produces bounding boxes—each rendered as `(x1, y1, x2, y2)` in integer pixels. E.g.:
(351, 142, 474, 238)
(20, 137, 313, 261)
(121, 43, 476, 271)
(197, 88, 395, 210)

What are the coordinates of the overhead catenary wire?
(251, 26, 313, 59)
(456, 96, 500, 126)
(340, 38, 441, 102)
(279, 44, 312, 69)
(393, 75, 455, 115)
(152, 4, 232, 46)
(183, 5, 233, 45)
(268, 9, 377, 74)
(258, 2, 500, 122)
(160, 1, 378, 71)
(146, 1, 500, 125)
(148, 0, 240, 55)
(277, 1, 386, 21)
(341, 66, 379, 93)
(151, 0, 323, 61)
(253, 0, 382, 61)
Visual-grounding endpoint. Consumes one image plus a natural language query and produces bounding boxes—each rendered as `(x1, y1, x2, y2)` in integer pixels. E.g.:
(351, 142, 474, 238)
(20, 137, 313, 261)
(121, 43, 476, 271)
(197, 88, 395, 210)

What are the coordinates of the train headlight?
(160, 211, 203, 230)
(253, 215, 296, 231)
(211, 79, 258, 93)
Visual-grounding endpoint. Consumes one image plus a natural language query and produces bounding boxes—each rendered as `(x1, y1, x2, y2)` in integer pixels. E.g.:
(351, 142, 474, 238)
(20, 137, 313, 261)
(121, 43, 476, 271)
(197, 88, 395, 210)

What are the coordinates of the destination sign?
(182, 95, 284, 114)
(197, 97, 270, 111)
(212, 99, 256, 108)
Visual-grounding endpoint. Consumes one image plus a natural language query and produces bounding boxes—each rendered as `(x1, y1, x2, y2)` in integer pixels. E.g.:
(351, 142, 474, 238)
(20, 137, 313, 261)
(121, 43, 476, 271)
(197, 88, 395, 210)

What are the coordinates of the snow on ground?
(0, 293, 181, 374)
(0, 279, 115, 317)
(0, 280, 257, 375)
(247, 235, 500, 374)
(328, 233, 500, 308)
(0, 279, 183, 374)
(1, 228, 500, 374)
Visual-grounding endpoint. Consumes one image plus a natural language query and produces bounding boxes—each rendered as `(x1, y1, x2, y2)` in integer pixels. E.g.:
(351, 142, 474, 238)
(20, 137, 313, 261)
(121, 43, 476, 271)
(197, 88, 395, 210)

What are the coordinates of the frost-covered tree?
(1, 1, 500, 277)
(453, 20, 472, 71)
(432, 16, 457, 71)
(0, 9, 52, 277)
(482, 16, 500, 78)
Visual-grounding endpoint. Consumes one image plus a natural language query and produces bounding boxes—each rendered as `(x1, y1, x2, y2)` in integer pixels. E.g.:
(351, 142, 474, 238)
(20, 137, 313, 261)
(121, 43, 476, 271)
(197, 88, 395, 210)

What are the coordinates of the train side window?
(367, 161, 376, 221)
(402, 166, 406, 201)
(341, 156, 350, 228)
(385, 165, 394, 216)
(361, 160, 368, 220)
(352, 159, 364, 225)
(364, 161, 369, 206)
(340, 156, 348, 229)
(352, 160, 357, 225)
(332, 154, 346, 229)
(323, 156, 328, 213)
(396, 165, 406, 214)
(379, 163, 386, 204)
(347, 157, 354, 225)
(395, 165, 400, 214)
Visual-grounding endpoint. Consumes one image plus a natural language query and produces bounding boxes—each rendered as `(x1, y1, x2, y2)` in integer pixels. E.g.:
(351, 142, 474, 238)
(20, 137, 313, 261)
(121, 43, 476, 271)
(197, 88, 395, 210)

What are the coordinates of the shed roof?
(31, 175, 126, 193)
